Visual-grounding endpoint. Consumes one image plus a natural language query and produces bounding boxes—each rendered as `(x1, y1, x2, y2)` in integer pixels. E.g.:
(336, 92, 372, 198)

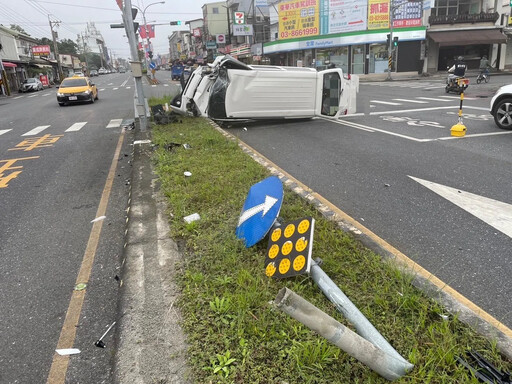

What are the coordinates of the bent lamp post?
(275, 287, 414, 381)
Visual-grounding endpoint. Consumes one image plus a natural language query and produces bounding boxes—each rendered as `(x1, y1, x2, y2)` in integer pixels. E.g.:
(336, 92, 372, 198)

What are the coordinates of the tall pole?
(49, 16, 64, 82)
(386, 0, 394, 80)
(123, 0, 148, 131)
(81, 33, 90, 75)
(0, 48, 7, 95)
(133, 2, 164, 78)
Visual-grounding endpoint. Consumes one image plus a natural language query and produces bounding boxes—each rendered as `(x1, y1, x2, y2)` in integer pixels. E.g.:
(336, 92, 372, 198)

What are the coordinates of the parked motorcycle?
(445, 76, 469, 94)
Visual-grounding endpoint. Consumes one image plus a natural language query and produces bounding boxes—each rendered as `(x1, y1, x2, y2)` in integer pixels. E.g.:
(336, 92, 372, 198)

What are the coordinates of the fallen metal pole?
(310, 259, 412, 366)
(274, 287, 413, 381)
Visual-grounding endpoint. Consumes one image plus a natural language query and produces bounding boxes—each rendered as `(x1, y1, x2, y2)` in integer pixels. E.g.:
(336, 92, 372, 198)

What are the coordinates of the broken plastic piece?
(133, 139, 151, 145)
(184, 213, 200, 223)
(56, 348, 81, 356)
(457, 350, 511, 384)
(74, 283, 87, 291)
(94, 321, 116, 348)
(183, 143, 191, 149)
(91, 216, 106, 223)
(184, 171, 192, 177)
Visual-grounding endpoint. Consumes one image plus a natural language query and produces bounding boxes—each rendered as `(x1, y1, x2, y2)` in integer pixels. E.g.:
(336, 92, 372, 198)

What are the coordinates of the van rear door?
(315, 69, 358, 119)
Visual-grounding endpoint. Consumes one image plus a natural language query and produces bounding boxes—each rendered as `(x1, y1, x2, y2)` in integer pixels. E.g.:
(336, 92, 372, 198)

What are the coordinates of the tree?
(10, 24, 29, 35)
(59, 39, 78, 55)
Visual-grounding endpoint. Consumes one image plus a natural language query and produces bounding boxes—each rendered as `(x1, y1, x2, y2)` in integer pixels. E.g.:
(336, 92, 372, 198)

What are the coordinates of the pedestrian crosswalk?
(0, 119, 126, 138)
(363, 81, 446, 89)
(369, 95, 475, 108)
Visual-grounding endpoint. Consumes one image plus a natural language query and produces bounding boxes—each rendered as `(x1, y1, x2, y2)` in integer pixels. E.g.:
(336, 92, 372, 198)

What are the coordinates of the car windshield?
(60, 79, 88, 87)
(25, 78, 37, 83)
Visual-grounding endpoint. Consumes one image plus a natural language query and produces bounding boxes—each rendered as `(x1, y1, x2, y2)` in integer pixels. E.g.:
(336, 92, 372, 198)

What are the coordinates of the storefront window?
(351, 45, 365, 74)
(369, 44, 389, 74)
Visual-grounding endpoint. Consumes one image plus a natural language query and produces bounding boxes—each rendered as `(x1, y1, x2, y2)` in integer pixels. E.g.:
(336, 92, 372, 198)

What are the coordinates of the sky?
(0, 0, 207, 59)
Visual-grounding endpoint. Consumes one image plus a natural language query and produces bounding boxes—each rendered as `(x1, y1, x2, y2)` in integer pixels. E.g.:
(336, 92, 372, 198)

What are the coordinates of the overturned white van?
(170, 55, 358, 123)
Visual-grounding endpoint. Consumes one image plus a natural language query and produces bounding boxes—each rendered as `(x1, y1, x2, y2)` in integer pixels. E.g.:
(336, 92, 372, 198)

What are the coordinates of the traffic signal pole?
(122, 0, 148, 131)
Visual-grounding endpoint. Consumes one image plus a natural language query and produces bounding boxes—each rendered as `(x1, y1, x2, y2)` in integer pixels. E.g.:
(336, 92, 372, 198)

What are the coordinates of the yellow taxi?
(57, 76, 98, 106)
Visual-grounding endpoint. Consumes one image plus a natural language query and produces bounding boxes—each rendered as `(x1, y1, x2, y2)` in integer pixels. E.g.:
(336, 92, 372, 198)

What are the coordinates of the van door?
(316, 69, 357, 119)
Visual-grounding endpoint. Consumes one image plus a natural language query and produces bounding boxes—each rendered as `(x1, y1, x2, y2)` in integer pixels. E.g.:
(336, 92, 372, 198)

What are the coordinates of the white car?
(490, 84, 512, 130)
(19, 78, 43, 92)
(170, 55, 358, 123)
(98, 68, 107, 75)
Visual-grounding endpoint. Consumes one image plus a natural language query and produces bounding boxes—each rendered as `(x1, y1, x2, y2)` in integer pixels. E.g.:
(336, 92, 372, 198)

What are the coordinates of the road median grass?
(148, 98, 511, 383)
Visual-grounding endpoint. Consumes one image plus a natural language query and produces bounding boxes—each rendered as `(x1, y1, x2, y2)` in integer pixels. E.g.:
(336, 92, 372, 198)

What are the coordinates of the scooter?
(445, 75, 469, 94)
(476, 70, 490, 84)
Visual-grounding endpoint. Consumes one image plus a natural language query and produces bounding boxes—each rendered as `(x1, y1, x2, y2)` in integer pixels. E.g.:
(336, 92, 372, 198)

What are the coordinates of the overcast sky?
(0, 0, 207, 59)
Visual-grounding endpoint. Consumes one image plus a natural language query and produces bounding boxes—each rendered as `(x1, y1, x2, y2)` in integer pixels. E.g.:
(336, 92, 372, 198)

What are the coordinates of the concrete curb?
(208, 120, 512, 361)
(114, 129, 191, 384)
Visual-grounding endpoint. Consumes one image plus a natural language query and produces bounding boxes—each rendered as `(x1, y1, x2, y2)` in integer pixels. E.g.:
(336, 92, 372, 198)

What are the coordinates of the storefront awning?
(34, 64, 53, 68)
(429, 29, 507, 46)
(2, 62, 17, 68)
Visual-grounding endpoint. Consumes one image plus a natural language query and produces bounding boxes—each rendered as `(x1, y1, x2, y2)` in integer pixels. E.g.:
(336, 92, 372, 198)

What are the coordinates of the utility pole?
(49, 16, 64, 82)
(0, 43, 9, 96)
(80, 32, 90, 74)
(123, 0, 148, 131)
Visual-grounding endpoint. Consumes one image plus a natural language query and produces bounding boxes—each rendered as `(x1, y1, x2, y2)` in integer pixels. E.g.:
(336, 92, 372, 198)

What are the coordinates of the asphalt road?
(0, 73, 135, 383)
(230, 74, 512, 330)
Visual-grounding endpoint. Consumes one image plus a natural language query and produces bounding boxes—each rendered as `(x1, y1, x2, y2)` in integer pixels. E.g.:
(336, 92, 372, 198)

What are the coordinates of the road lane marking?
(437, 131, 512, 140)
(41, 93, 51, 97)
(65, 122, 87, 132)
(371, 100, 401, 105)
(113, 87, 118, 90)
(417, 97, 452, 102)
(22, 125, 51, 136)
(320, 116, 431, 142)
(28, 94, 38, 98)
(121, 79, 129, 87)
(106, 119, 123, 128)
(46, 127, 126, 384)
(99, 88, 105, 91)
(0, 129, 11, 136)
(14, 96, 23, 99)
(439, 95, 476, 100)
(393, 99, 429, 104)
(126, 86, 131, 89)
(370, 105, 456, 115)
(410, 176, 512, 238)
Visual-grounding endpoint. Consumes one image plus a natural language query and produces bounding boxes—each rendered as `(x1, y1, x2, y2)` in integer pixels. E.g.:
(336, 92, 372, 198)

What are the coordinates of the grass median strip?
(149, 98, 511, 383)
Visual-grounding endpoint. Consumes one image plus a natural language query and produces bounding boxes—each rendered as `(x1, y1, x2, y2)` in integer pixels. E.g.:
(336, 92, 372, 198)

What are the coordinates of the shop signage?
(368, 0, 390, 30)
(32, 45, 51, 56)
(234, 11, 245, 24)
(233, 24, 254, 36)
(320, 0, 368, 34)
(206, 41, 217, 49)
(39, 75, 49, 87)
(255, 0, 268, 7)
(278, 0, 320, 40)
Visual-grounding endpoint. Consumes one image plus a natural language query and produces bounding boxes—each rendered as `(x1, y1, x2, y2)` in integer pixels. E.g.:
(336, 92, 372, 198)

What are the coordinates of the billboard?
(278, 0, 320, 40)
(32, 45, 51, 56)
(321, 0, 367, 34)
(367, 0, 389, 30)
(392, 2, 422, 27)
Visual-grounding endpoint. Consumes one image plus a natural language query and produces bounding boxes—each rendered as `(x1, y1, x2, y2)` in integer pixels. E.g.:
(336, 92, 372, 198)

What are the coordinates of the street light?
(132, 1, 165, 76)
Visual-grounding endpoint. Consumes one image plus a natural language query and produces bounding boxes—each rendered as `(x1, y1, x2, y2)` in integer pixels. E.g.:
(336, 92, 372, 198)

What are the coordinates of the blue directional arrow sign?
(236, 176, 283, 247)
(149, 61, 156, 69)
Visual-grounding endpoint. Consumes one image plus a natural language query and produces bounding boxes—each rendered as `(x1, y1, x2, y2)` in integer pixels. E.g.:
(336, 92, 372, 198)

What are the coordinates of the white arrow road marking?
(409, 176, 512, 239)
(238, 195, 278, 227)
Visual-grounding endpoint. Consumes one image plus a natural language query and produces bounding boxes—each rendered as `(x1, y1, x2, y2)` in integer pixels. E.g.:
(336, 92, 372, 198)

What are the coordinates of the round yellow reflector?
(295, 237, 308, 252)
(293, 255, 306, 271)
(298, 219, 310, 234)
(284, 224, 295, 238)
(279, 258, 291, 275)
(271, 227, 282, 242)
(268, 244, 279, 259)
(282, 241, 293, 255)
(266, 262, 276, 277)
